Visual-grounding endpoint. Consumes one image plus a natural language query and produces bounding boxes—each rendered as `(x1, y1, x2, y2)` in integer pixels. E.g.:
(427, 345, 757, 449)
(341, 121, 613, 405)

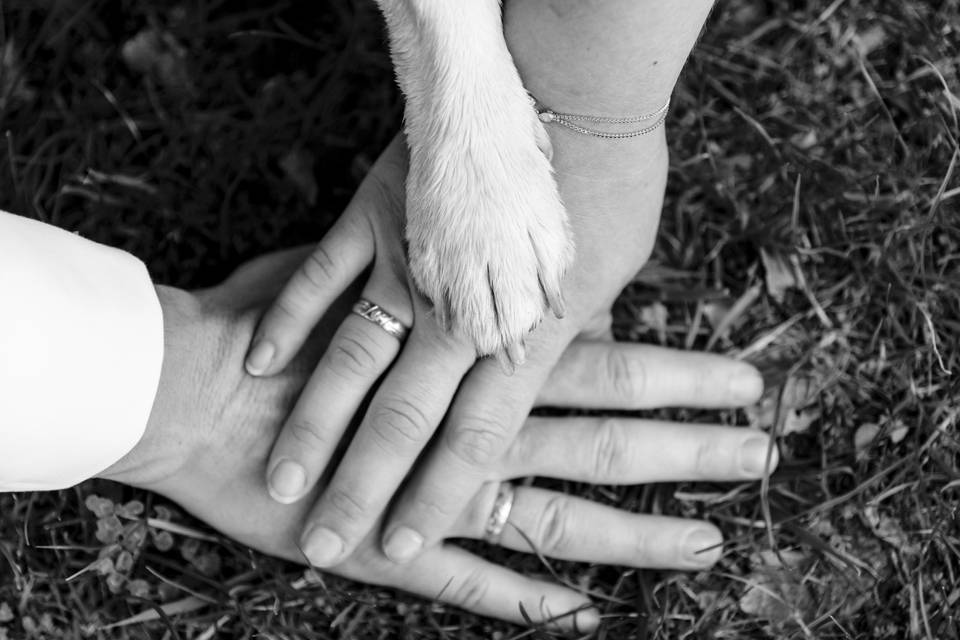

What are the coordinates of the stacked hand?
(103, 246, 777, 631)
(93, 0, 770, 630)
(239, 0, 750, 578)
(244, 90, 772, 575)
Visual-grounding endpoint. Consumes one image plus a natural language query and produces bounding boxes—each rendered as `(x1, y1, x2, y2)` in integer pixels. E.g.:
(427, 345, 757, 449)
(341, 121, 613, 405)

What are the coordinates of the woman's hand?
(104, 247, 777, 631)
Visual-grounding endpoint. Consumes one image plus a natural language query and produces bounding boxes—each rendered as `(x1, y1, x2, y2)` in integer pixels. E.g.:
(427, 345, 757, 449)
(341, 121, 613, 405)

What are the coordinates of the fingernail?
(383, 526, 424, 563)
(728, 367, 763, 403)
(574, 607, 601, 633)
(740, 436, 770, 476)
(268, 459, 307, 504)
(302, 526, 343, 567)
(683, 528, 722, 564)
(246, 340, 275, 376)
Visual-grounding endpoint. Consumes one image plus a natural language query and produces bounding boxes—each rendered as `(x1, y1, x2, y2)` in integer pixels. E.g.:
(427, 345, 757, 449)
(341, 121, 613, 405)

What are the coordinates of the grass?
(1, 0, 959, 637)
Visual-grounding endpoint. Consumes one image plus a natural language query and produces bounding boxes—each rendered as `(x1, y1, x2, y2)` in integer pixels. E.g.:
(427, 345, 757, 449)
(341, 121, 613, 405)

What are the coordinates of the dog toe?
(534, 119, 553, 162)
(402, 85, 573, 360)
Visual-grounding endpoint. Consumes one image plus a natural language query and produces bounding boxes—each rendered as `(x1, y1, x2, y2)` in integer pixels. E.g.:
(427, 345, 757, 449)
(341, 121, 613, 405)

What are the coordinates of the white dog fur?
(375, 0, 572, 365)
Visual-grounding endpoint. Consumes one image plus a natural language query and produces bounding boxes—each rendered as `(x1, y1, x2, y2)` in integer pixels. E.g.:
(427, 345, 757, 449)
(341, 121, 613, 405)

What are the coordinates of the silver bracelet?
(531, 95, 670, 139)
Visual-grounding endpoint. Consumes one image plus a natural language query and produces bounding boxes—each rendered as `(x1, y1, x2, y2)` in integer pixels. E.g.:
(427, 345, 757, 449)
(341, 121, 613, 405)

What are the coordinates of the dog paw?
(404, 102, 572, 365)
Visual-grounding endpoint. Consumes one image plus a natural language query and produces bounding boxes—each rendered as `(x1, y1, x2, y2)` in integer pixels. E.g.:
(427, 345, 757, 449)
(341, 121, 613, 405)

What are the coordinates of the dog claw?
(434, 294, 451, 332)
(494, 348, 517, 376)
(403, 82, 572, 364)
(543, 283, 566, 319)
(535, 123, 554, 162)
(506, 340, 526, 367)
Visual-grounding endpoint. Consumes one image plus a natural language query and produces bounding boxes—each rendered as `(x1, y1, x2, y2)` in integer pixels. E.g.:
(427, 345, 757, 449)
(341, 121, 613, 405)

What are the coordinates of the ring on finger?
(351, 298, 410, 341)
(483, 482, 516, 545)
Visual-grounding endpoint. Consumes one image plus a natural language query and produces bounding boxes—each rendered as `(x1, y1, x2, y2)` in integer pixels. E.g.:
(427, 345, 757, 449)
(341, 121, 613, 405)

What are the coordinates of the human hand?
(102, 247, 777, 631)
(242, 0, 732, 571)
(239, 108, 759, 568)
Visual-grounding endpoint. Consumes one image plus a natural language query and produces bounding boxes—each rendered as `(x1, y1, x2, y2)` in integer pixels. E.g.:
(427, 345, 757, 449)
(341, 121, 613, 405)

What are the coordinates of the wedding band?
(351, 299, 410, 341)
(483, 482, 516, 545)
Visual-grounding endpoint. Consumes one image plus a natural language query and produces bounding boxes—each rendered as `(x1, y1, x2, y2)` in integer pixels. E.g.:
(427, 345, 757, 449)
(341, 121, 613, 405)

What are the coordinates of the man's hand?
(100, 248, 776, 631)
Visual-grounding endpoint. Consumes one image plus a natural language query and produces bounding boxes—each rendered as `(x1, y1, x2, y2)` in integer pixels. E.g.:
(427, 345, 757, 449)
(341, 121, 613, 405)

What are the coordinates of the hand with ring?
(104, 246, 778, 631)
(243, 130, 767, 573)
(242, 0, 731, 569)
(244, 137, 475, 565)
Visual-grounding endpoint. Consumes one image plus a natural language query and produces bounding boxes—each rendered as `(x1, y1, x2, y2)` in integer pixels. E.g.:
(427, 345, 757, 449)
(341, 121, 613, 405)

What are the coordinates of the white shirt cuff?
(0, 212, 164, 491)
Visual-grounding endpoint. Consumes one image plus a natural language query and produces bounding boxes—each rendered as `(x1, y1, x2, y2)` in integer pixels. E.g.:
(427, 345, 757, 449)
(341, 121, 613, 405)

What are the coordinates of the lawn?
(1, 0, 958, 638)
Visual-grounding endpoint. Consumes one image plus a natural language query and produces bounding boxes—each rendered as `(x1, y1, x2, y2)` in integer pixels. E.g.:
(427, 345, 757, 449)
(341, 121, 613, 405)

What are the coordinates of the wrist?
(505, 0, 713, 112)
(98, 285, 209, 487)
(503, 0, 710, 180)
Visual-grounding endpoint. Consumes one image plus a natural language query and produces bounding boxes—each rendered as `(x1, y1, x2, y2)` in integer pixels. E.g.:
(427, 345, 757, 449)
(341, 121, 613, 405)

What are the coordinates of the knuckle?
(447, 568, 491, 611)
(300, 245, 339, 290)
(604, 348, 644, 404)
(537, 496, 575, 554)
(328, 330, 380, 378)
(368, 396, 433, 450)
(286, 417, 329, 451)
(273, 294, 305, 322)
(592, 418, 630, 478)
(445, 416, 509, 468)
(326, 487, 370, 524)
(413, 492, 459, 521)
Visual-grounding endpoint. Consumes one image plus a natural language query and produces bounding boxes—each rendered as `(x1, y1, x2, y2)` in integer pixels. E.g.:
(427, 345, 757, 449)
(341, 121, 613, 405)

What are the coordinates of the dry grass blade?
(146, 517, 220, 543)
(97, 596, 208, 631)
(706, 284, 761, 350)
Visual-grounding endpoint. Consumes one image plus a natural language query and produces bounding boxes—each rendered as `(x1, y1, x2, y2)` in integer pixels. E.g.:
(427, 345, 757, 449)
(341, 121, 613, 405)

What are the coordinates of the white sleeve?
(0, 211, 164, 491)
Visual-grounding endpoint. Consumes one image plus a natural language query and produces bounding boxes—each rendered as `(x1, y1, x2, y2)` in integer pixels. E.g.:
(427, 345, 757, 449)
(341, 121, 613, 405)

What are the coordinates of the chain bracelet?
(530, 94, 670, 139)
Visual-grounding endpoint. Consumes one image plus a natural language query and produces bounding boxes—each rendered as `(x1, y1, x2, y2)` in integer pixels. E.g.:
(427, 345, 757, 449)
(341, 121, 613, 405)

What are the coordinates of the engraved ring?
(483, 482, 516, 545)
(351, 299, 410, 341)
